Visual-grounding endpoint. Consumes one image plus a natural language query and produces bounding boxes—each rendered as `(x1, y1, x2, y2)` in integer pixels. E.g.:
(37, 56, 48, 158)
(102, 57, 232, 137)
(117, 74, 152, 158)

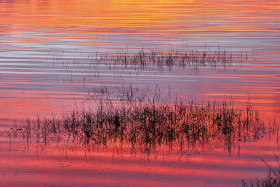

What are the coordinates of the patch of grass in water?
(10, 85, 270, 158)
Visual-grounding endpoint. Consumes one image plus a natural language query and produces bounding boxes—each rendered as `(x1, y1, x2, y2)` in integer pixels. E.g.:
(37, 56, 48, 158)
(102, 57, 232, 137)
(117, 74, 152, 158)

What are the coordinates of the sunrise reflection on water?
(0, 0, 279, 186)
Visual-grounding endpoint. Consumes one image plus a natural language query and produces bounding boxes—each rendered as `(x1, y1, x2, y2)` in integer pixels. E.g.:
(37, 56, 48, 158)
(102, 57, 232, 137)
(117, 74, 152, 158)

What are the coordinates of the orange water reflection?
(1, 0, 280, 39)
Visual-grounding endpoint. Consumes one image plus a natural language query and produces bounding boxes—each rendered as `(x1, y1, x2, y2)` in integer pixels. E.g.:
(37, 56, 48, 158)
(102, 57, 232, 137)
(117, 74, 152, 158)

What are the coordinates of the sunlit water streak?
(0, 0, 279, 186)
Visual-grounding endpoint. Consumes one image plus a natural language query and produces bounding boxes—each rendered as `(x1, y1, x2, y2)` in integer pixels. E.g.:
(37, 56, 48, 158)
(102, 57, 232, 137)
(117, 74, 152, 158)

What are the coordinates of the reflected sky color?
(0, 0, 280, 186)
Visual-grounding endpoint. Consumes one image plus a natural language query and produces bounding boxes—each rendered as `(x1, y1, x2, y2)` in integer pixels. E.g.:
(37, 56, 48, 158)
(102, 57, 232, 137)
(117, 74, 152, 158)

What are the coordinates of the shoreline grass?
(242, 155, 280, 187)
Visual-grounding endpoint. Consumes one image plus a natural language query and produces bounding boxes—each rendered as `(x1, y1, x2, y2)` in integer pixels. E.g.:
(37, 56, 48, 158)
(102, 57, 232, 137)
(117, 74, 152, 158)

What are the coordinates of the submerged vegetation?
(59, 47, 253, 78)
(10, 85, 268, 158)
(97, 48, 250, 70)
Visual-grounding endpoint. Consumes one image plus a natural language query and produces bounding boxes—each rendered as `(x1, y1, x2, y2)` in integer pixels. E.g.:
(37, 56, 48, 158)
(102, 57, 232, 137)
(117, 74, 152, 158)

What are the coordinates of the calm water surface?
(0, 0, 280, 186)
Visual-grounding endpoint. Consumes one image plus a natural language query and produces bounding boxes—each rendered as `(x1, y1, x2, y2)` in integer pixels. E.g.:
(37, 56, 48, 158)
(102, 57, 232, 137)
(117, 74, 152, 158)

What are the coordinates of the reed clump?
(12, 85, 267, 157)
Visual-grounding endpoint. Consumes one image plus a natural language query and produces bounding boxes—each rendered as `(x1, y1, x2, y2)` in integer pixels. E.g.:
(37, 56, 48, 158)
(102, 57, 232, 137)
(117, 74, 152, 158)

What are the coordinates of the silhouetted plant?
(12, 86, 269, 158)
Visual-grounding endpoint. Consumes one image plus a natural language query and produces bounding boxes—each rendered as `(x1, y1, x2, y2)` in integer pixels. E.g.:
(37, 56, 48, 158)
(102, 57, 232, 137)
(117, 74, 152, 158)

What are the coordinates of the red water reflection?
(1, 133, 280, 187)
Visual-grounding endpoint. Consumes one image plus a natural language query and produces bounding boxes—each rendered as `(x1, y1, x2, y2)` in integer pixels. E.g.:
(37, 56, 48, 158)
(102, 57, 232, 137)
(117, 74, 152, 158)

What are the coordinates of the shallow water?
(0, 0, 280, 186)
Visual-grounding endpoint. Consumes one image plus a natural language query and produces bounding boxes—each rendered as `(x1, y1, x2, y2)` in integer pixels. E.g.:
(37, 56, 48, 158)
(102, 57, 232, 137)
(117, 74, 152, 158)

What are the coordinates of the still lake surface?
(0, 0, 279, 186)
